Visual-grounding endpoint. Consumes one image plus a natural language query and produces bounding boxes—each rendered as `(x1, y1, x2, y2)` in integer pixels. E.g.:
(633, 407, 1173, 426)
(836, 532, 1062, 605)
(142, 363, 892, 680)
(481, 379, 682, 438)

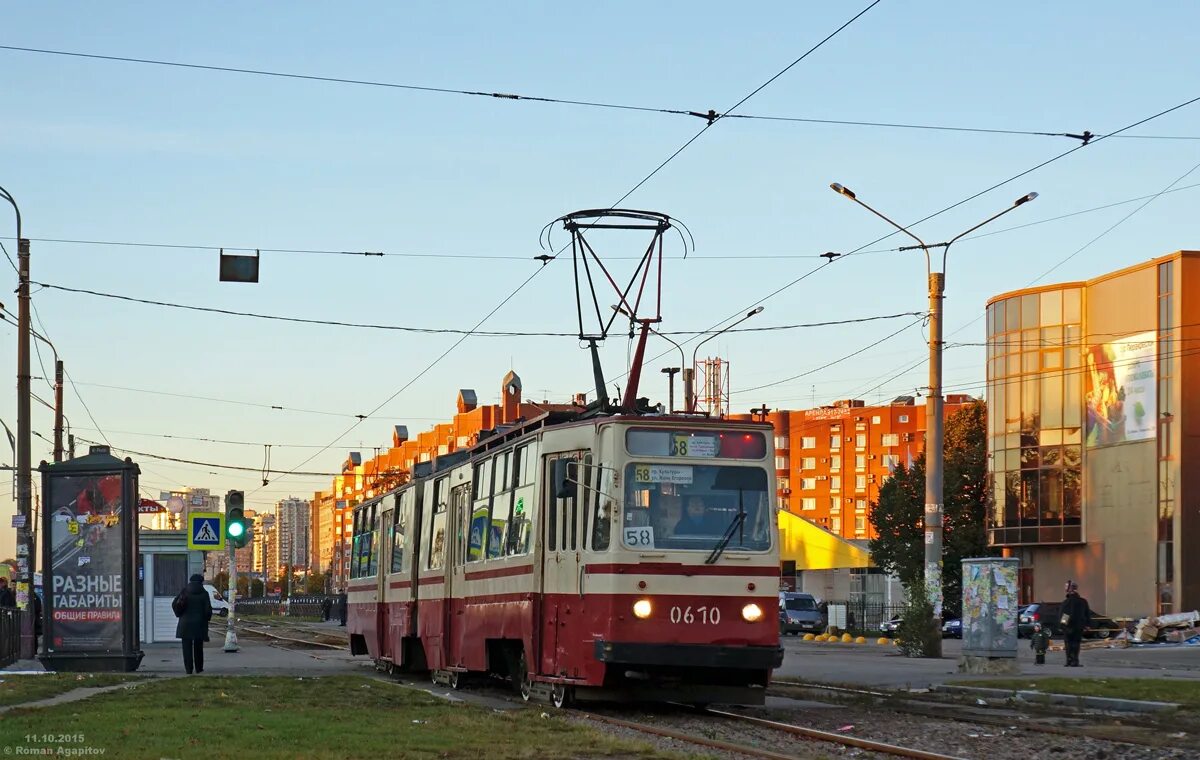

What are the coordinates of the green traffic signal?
(226, 490, 250, 548)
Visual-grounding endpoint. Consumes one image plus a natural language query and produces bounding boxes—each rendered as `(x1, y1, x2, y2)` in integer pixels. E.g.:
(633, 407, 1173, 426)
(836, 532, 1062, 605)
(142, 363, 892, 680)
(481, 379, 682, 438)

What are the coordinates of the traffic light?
(226, 490, 250, 549)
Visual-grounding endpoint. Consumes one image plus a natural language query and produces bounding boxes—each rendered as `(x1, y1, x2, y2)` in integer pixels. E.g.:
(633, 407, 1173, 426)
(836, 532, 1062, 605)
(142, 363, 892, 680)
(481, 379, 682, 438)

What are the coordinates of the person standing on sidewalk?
(1030, 623, 1050, 665)
(1060, 580, 1091, 667)
(174, 573, 213, 675)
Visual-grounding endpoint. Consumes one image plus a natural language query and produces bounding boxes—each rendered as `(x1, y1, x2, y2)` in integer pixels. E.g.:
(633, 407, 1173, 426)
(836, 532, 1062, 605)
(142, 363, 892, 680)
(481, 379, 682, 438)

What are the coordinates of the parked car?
(1018, 602, 1061, 637)
(205, 584, 232, 617)
(941, 618, 962, 638)
(778, 592, 824, 635)
(1019, 602, 1123, 639)
(879, 616, 901, 637)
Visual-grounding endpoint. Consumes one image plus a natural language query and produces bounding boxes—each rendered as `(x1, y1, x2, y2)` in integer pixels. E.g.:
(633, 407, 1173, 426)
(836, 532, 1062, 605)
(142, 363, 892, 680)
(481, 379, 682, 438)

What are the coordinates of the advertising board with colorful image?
(1085, 331, 1156, 448)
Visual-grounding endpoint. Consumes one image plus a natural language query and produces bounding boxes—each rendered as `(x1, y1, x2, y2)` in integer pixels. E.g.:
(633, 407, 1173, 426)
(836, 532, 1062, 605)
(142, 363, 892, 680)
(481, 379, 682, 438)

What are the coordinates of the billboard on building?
(1085, 331, 1156, 447)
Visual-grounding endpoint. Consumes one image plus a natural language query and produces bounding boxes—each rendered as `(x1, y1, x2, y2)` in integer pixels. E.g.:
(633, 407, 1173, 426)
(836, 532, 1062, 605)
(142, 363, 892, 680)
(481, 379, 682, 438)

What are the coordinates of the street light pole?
(829, 183, 1036, 654)
(690, 307, 764, 412)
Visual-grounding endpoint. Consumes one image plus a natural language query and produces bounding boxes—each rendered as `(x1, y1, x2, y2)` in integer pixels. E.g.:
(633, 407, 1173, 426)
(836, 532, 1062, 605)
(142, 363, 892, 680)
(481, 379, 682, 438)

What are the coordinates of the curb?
(935, 684, 1181, 713)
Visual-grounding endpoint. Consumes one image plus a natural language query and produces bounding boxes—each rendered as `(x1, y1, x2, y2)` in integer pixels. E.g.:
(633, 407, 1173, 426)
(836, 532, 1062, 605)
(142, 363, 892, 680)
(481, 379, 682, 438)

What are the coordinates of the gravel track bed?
(580, 706, 902, 759)
(741, 703, 1200, 760)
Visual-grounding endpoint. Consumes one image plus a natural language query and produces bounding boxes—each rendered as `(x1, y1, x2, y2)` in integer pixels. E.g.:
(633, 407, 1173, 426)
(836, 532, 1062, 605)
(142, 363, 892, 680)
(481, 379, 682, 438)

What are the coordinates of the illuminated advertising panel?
(1084, 331, 1156, 447)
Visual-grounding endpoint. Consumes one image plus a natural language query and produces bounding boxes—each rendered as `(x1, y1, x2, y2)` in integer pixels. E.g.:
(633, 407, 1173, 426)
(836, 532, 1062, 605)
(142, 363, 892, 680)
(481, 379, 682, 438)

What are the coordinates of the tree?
(214, 571, 230, 595)
(869, 400, 989, 617)
(305, 571, 327, 595)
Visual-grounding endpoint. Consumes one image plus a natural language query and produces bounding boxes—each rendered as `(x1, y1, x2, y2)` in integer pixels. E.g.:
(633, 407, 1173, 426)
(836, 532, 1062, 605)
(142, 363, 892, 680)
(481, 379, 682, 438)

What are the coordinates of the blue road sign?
(188, 512, 225, 550)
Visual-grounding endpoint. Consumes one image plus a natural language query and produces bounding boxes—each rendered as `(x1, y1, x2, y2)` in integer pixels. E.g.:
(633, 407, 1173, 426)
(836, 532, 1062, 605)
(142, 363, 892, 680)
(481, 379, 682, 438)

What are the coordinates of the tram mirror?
(553, 460, 577, 499)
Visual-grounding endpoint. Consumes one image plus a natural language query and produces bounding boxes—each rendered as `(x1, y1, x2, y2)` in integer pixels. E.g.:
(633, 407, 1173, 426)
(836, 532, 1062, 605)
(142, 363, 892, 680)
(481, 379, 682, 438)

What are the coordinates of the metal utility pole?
(223, 532, 239, 653)
(660, 367, 680, 413)
(53, 360, 64, 463)
(2, 183, 34, 660)
(830, 182, 1037, 655)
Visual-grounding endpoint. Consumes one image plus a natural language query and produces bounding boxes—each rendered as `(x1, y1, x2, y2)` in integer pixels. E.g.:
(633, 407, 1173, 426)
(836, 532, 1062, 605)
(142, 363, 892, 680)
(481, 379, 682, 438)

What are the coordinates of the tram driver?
(674, 496, 715, 536)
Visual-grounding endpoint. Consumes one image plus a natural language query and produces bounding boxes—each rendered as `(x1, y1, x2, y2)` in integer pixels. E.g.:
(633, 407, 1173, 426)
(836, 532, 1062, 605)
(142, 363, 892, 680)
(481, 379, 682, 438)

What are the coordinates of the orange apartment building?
(314, 370, 581, 592)
(733, 394, 975, 540)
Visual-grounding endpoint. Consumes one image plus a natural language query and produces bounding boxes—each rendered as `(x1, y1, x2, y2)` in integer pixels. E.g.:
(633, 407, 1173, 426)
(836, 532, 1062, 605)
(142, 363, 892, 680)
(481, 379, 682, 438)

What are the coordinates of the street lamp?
(612, 305, 687, 412)
(829, 182, 1036, 653)
(688, 306, 764, 412)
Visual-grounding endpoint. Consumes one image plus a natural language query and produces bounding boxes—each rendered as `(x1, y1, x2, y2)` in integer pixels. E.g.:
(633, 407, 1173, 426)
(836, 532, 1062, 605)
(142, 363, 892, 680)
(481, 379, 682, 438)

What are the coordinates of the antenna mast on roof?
(540, 208, 692, 413)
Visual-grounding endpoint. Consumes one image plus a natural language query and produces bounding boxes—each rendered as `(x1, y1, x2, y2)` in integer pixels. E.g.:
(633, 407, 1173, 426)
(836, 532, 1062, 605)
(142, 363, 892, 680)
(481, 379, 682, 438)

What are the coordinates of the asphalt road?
(775, 635, 1200, 688)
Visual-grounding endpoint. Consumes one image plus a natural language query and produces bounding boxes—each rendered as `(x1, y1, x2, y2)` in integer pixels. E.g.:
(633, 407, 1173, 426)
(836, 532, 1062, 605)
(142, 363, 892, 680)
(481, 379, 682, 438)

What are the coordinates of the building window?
(777, 497, 789, 510)
(801, 478, 817, 490)
(854, 515, 866, 533)
(775, 456, 788, 470)
(830, 475, 841, 492)
(855, 434, 867, 447)
(898, 415, 909, 423)
(775, 436, 789, 449)
(882, 454, 900, 471)
(801, 457, 817, 470)
(830, 435, 841, 450)
(801, 498, 817, 511)
(778, 476, 790, 492)
(872, 416, 881, 424)
(831, 516, 842, 533)
(855, 454, 866, 471)
(830, 456, 841, 472)
(855, 475, 867, 491)
(830, 497, 840, 514)
(801, 436, 817, 449)
(881, 433, 899, 447)
(855, 499, 867, 511)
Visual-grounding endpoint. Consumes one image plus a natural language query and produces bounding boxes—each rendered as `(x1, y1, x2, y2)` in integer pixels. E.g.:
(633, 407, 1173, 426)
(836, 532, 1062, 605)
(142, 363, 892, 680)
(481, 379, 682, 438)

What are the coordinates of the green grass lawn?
(0, 675, 688, 759)
(965, 677, 1200, 709)
(0, 673, 143, 707)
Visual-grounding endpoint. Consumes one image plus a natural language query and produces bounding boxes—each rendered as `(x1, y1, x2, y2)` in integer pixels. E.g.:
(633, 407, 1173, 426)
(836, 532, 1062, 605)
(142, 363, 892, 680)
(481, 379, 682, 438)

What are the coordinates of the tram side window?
(427, 477, 448, 570)
(489, 450, 513, 560)
(546, 459, 557, 552)
(591, 459, 612, 551)
(468, 456, 495, 562)
(453, 483, 472, 566)
(391, 498, 407, 574)
(505, 443, 536, 556)
(366, 504, 379, 577)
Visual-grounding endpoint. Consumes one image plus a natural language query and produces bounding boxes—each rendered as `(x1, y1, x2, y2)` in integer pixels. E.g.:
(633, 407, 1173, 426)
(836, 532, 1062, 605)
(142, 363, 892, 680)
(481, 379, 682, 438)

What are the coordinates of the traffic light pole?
(223, 527, 239, 653)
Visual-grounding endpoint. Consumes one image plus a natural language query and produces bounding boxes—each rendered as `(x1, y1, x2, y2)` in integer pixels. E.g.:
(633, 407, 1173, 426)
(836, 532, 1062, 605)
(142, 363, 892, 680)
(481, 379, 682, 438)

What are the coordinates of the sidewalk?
(3, 639, 369, 677)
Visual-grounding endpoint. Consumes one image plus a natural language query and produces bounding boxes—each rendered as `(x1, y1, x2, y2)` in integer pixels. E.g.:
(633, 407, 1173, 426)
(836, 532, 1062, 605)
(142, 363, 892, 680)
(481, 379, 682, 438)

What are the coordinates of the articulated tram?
(346, 411, 782, 706)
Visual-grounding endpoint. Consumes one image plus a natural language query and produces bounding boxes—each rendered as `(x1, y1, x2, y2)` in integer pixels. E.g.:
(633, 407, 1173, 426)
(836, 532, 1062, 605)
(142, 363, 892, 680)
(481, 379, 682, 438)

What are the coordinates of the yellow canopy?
(778, 511, 872, 570)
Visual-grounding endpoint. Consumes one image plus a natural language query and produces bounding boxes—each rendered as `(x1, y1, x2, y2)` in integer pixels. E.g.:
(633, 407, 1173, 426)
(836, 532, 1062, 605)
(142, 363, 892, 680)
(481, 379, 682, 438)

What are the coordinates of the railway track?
(209, 618, 347, 650)
(582, 707, 965, 760)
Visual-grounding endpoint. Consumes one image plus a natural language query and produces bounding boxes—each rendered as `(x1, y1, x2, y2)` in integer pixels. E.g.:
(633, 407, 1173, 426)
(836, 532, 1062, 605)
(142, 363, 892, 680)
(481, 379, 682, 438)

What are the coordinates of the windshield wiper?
(705, 511, 746, 565)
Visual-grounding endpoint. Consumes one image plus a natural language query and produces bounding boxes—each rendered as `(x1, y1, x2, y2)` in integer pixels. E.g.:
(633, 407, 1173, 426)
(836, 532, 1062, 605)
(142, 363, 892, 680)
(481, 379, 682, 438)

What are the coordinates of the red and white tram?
(347, 411, 782, 705)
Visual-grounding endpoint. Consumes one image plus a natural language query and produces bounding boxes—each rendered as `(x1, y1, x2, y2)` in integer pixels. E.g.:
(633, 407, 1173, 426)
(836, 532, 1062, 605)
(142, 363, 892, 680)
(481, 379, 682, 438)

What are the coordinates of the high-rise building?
(729, 395, 975, 540)
(986, 250, 1199, 616)
(276, 497, 311, 574)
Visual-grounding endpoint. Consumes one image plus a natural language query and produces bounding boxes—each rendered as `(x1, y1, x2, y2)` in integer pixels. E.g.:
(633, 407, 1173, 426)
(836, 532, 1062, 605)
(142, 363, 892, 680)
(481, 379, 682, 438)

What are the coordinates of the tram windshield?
(622, 463, 770, 552)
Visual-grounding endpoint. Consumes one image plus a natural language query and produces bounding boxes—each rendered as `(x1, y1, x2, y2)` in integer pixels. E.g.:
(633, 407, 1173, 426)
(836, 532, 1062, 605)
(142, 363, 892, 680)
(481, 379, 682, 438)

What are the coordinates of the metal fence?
(822, 600, 907, 636)
(232, 595, 341, 620)
(0, 608, 24, 668)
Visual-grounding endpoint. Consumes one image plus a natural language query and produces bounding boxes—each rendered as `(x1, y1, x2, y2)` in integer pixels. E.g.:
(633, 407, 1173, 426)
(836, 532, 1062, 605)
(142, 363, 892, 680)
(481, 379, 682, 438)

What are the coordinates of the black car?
(779, 592, 824, 635)
(1018, 602, 1061, 637)
(1084, 615, 1125, 639)
(941, 618, 962, 638)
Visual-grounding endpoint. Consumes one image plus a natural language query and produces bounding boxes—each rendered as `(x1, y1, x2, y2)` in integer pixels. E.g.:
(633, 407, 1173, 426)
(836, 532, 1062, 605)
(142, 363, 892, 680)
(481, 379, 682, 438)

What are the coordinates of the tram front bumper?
(594, 640, 784, 670)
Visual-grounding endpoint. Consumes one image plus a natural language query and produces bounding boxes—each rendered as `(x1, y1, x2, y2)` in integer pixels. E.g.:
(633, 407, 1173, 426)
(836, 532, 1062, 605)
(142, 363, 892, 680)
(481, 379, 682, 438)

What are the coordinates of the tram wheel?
(517, 653, 532, 702)
(448, 670, 462, 690)
(551, 683, 572, 709)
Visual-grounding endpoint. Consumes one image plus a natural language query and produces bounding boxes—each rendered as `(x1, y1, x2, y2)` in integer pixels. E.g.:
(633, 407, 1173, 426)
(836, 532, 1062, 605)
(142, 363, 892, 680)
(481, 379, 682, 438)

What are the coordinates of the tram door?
(376, 498, 393, 663)
(445, 482, 472, 668)
(539, 453, 584, 676)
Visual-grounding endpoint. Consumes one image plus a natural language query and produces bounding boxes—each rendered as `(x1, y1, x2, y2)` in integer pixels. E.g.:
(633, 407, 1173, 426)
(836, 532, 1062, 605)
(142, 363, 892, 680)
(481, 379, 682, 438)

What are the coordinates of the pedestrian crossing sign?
(188, 512, 225, 550)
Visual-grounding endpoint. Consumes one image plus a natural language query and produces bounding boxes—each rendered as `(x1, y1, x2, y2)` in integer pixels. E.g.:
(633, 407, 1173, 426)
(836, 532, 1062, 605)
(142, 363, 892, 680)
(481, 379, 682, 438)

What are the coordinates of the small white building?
(137, 530, 205, 644)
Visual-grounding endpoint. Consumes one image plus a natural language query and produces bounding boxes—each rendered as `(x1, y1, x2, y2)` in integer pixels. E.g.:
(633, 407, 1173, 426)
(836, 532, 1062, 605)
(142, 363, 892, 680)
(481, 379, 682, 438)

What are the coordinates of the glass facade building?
(985, 251, 1198, 617)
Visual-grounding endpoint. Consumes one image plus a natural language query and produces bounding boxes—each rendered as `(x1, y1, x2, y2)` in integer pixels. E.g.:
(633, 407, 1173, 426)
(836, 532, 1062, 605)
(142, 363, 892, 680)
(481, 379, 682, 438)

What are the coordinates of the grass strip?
(0, 675, 687, 758)
(0, 673, 142, 707)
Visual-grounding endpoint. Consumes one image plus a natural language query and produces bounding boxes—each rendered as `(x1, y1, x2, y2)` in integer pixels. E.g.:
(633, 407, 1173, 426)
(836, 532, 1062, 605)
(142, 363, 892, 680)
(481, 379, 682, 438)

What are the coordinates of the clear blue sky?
(2, 2, 1198, 558)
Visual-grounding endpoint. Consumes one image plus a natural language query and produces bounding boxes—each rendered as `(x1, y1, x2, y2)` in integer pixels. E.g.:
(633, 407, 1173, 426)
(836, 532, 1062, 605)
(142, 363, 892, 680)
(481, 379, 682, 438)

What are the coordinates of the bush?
(898, 579, 940, 658)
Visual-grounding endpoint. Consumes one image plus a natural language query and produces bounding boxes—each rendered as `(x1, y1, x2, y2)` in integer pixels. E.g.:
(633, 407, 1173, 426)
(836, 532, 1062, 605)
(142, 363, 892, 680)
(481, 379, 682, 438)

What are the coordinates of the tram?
(347, 411, 782, 706)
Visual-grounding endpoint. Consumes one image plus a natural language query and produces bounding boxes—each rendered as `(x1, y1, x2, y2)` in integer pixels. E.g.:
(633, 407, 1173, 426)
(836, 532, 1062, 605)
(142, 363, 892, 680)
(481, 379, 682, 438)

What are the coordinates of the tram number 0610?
(669, 605, 720, 625)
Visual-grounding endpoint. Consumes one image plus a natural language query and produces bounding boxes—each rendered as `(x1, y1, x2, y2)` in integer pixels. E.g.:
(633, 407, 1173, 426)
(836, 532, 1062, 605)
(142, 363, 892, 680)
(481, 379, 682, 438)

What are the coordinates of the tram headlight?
(632, 599, 653, 619)
(741, 603, 764, 622)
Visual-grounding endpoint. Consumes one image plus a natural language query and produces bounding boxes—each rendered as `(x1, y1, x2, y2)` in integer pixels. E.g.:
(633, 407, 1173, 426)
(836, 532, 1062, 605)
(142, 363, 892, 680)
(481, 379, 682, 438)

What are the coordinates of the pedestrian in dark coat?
(321, 597, 332, 622)
(1059, 580, 1091, 667)
(0, 577, 16, 608)
(1030, 623, 1050, 665)
(174, 574, 213, 674)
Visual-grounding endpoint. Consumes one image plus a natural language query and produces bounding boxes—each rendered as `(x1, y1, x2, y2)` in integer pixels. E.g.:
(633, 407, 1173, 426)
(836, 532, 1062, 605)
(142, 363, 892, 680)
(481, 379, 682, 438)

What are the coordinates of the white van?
(204, 584, 232, 617)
